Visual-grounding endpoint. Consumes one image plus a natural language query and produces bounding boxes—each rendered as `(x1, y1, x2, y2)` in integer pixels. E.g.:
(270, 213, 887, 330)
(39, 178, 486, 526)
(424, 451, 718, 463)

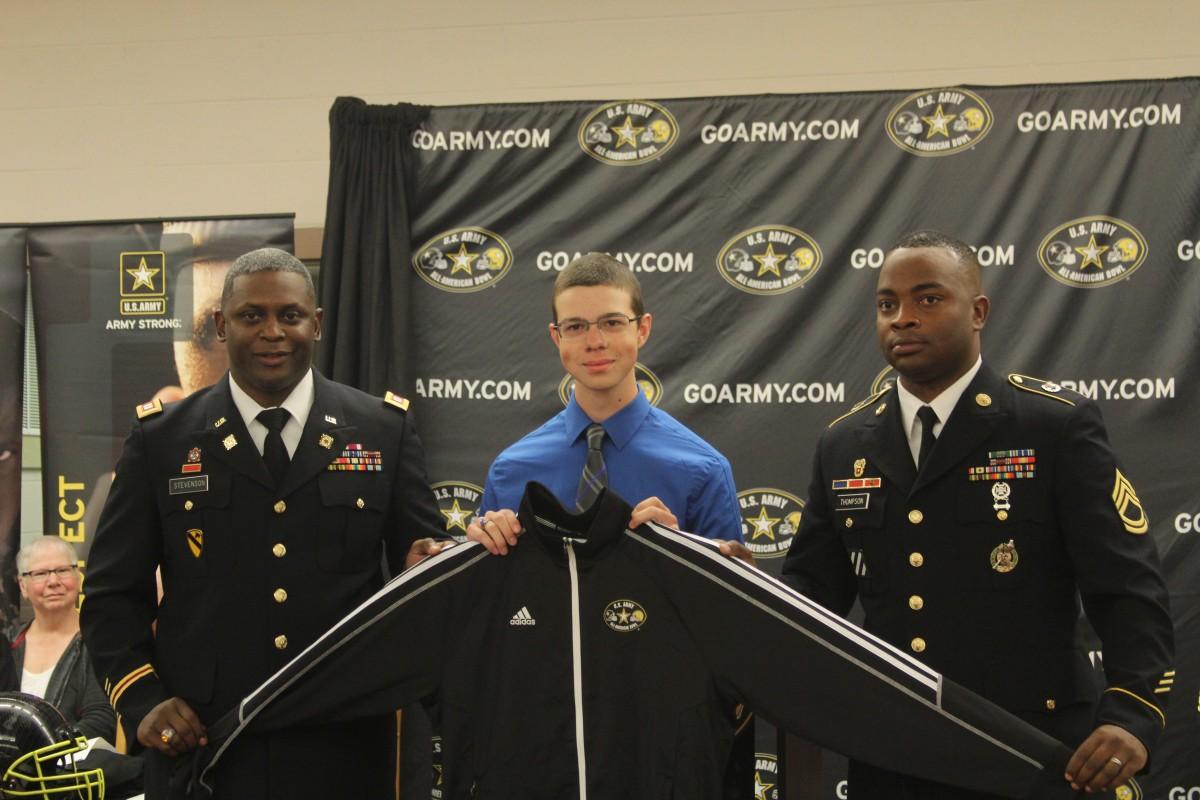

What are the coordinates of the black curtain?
(318, 97, 430, 394)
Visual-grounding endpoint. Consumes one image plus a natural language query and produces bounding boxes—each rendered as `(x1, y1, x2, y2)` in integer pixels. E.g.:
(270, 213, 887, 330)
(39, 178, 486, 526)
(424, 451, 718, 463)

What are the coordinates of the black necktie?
(257, 408, 291, 486)
(575, 424, 608, 512)
(916, 405, 939, 471)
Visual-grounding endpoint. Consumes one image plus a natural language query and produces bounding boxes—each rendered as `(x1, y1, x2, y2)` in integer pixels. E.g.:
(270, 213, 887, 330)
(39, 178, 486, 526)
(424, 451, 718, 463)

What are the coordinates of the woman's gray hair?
(16, 536, 78, 575)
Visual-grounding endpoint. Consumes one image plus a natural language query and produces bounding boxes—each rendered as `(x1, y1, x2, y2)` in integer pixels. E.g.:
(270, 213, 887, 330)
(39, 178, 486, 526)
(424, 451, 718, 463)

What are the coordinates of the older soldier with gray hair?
(82, 247, 457, 799)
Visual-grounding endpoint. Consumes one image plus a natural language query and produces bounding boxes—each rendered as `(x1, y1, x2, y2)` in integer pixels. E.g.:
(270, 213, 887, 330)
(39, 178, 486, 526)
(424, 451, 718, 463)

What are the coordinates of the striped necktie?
(575, 423, 607, 511)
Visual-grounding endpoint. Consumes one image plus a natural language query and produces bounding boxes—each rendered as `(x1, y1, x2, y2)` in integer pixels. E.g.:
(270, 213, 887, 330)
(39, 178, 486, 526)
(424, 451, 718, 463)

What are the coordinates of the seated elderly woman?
(6, 536, 116, 742)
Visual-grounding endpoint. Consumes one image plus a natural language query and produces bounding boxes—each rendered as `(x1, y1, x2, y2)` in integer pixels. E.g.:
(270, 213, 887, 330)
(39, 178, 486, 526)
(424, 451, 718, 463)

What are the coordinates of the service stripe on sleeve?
(109, 663, 156, 707)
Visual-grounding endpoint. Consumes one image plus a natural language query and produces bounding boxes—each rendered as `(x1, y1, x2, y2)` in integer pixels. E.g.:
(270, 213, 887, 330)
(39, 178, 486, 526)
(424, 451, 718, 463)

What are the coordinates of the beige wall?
(2, 0, 1198, 229)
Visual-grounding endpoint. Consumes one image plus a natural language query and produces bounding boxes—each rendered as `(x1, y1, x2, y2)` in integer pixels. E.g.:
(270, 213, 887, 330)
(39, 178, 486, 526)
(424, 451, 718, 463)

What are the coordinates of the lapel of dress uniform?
(858, 388, 917, 495)
(278, 372, 356, 498)
(909, 365, 1008, 497)
(195, 375, 274, 491)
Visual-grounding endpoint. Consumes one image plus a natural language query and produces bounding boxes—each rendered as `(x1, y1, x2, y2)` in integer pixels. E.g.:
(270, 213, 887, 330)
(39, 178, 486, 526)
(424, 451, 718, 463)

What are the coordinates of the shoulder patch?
(135, 399, 164, 419)
(1008, 373, 1075, 406)
(383, 391, 411, 412)
(828, 384, 893, 428)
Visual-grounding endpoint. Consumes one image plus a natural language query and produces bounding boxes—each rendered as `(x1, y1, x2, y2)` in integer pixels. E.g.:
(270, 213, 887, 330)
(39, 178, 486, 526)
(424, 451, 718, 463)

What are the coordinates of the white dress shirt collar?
(228, 369, 315, 458)
(895, 356, 983, 466)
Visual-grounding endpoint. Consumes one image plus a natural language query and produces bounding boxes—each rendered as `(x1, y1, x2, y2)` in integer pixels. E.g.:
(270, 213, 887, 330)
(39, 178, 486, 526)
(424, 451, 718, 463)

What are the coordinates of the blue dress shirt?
(482, 392, 744, 541)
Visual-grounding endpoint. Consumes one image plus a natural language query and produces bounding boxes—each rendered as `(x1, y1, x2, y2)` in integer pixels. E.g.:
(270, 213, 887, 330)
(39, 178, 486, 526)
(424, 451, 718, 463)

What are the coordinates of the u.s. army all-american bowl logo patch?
(559, 362, 663, 407)
(1038, 216, 1147, 288)
(578, 100, 679, 165)
(753, 752, 779, 800)
(885, 87, 993, 157)
(738, 488, 804, 559)
(432, 480, 483, 543)
(717, 226, 822, 295)
(603, 599, 647, 632)
(412, 227, 513, 293)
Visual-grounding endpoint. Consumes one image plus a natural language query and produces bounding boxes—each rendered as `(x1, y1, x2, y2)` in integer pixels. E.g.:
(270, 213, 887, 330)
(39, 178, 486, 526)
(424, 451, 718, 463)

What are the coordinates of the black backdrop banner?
(0, 227, 26, 627)
(28, 216, 294, 574)
(324, 77, 1200, 799)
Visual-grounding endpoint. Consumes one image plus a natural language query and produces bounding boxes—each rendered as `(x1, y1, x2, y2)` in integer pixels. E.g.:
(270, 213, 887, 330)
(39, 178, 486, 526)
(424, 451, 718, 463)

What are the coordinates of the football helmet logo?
(0, 693, 104, 799)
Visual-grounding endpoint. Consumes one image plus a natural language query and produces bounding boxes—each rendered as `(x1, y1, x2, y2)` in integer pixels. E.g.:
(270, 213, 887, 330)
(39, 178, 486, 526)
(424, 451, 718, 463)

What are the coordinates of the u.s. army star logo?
(578, 101, 679, 165)
(603, 599, 647, 632)
(738, 488, 804, 559)
(119, 250, 168, 316)
(412, 227, 513, 293)
(1038, 216, 1147, 289)
(717, 226, 822, 295)
(432, 480, 483, 543)
(1112, 469, 1148, 534)
(885, 88, 993, 157)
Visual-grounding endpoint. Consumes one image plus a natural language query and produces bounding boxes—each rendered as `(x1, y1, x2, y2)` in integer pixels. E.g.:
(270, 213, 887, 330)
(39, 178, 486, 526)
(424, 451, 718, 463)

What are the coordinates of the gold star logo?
(754, 770, 776, 800)
(1074, 235, 1109, 270)
(616, 607, 632, 624)
(448, 244, 479, 275)
(126, 257, 161, 291)
(748, 507, 781, 541)
(922, 104, 957, 138)
(611, 116, 644, 149)
(440, 499, 472, 533)
(753, 244, 786, 278)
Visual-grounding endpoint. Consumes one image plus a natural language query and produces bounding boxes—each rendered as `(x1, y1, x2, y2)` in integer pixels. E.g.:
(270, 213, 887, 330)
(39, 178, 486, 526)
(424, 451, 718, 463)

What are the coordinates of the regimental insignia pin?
(318, 433, 334, 449)
(875, 403, 886, 416)
(1112, 469, 1148, 534)
(325, 415, 337, 424)
(187, 447, 201, 463)
(214, 417, 227, 428)
(186, 528, 204, 558)
(222, 434, 237, 451)
(990, 539, 1018, 573)
(975, 393, 992, 407)
(853, 458, 866, 478)
(992, 481, 1011, 520)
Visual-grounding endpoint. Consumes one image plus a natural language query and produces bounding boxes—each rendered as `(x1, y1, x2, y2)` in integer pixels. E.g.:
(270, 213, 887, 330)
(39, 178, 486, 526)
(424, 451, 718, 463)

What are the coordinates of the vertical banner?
(27, 217, 294, 571)
(326, 77, 1200, 798)
(0, 227, 26, 626)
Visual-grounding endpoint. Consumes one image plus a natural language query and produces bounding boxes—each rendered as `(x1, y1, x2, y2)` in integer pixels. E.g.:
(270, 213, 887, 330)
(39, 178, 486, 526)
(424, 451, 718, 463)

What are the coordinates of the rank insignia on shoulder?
(135, 399, 163, 419)
(1112, 469, 1149, 534)
(384, 391, 410, 412)
(1008, 373, 1075, 406)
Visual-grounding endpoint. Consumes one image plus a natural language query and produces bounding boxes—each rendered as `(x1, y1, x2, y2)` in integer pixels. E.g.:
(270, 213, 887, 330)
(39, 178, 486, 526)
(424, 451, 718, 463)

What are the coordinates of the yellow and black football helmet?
(0, 693, 104, 799)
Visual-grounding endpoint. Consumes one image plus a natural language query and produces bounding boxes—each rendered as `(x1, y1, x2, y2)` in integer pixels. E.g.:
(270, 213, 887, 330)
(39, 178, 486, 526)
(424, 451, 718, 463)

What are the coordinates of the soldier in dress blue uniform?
(81, 248, 457, 799)
(783, 230, 1174, 798)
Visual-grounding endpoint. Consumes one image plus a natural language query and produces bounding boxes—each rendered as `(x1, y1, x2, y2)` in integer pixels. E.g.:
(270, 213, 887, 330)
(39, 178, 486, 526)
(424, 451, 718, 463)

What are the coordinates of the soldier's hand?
(1065, 723, 1146, 792)
(718, 540, 757, 567)
(467, 510, 522, 555)
(137, 696, 207, 756)
(629, 496, 678, 529)
(404, 537, 448, 568)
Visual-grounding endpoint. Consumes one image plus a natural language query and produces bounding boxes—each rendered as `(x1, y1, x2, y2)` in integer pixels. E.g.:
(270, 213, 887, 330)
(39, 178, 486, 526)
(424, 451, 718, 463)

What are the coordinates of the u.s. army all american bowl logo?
(559, 363, 663, 407)
(717, 226, 822, 295)
(578, 100, 679, 166)
(738, 488, 804, 559)
(412, 227, 513, 293)
(752, 752, 779, 800)
(432, 480, 483, 543)
(1038, 216, 1147, 288)
(885, 88, 993, 157)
